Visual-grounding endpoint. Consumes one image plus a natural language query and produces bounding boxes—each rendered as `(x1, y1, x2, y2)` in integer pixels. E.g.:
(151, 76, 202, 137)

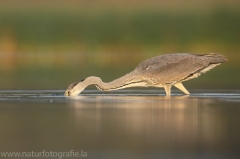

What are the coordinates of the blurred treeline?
(0, 1, 239, 89)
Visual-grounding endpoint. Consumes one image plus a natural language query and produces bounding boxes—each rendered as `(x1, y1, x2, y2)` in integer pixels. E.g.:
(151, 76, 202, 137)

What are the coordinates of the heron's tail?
(202, 53, 228, 64)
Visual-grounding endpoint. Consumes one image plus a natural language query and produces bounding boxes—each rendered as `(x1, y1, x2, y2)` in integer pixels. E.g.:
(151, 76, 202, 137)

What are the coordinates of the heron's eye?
(67, 91, 71, 96)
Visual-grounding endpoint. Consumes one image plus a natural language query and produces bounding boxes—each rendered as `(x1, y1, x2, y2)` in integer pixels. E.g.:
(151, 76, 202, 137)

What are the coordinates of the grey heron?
(65, 53, 227, 96)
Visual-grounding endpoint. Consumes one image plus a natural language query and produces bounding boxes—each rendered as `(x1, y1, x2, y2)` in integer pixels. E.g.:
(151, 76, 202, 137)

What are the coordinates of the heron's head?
(64, 79, 86, 96)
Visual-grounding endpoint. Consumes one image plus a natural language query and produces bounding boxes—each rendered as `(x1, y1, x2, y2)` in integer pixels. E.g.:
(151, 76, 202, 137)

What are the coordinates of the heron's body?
(65, 53, 227, 96)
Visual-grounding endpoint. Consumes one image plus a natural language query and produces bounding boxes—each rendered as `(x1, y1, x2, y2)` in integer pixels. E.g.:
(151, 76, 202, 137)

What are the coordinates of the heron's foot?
(164, 84, 172, 97)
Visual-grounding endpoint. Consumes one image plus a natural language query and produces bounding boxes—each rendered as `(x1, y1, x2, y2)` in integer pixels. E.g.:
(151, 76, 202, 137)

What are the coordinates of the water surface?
(0, 90, 239, 159)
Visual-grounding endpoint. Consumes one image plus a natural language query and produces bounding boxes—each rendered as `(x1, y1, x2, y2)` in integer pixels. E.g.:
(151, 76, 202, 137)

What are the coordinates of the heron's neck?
(85, 70, 145, 91)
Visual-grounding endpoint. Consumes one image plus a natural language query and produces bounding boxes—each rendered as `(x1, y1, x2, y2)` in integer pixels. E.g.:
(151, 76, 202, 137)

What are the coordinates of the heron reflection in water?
(65, 53, 227, 96)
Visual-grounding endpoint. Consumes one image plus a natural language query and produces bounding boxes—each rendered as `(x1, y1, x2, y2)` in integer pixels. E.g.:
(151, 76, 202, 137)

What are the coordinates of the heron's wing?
(137, 54, 210, 84)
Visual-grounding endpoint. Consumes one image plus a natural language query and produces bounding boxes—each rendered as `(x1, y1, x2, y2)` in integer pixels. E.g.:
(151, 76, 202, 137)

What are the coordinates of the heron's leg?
(174, 82, 190, 95)
(164, 84, 172, 97)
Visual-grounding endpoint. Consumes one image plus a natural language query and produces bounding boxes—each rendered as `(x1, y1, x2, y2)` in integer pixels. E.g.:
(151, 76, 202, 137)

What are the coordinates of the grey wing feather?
(136, 53, 227, 85)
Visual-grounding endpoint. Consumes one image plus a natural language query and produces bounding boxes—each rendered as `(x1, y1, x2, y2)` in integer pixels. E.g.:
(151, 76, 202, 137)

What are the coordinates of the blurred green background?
(0, 0, 239, 90)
